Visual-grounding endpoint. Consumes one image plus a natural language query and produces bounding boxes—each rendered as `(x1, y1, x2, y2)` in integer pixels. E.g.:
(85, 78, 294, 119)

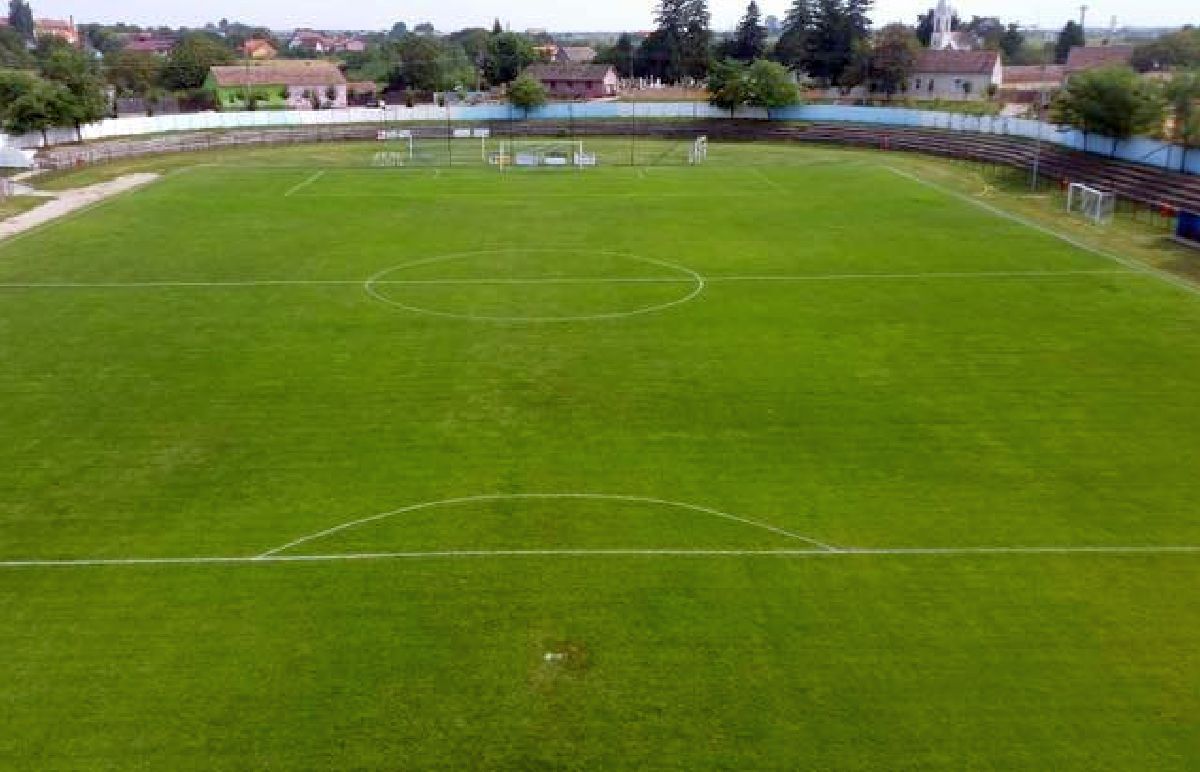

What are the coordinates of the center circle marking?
(363, 249, 705, 322)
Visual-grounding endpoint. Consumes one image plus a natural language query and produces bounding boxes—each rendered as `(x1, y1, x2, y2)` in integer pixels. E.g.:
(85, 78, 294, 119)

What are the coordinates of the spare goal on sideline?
(1066, 182, 1115, 225)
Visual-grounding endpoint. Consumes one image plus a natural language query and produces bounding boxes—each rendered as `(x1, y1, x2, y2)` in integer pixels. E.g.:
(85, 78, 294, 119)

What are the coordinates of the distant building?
(205, 61, 348, 110)
(1001, 65, 1064, 92)
(929, 0, 975, 50)
(242, 39, 278, 60)
(289, 30, 330, 54)
(124, 33, 176, 56)
(1065, 45, 1135, 76)
(557, 46, 598, 64)
(34, 17, 80, 47)
(346, 81, 380, 106)
(910, 50, 1002, 100)
(525, 63, 618, 100)
(287, 30, 366, 55)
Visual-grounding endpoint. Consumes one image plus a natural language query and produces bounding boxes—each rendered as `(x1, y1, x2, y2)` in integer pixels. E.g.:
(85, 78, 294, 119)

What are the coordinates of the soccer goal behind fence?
(1066, 182, 1116, 225)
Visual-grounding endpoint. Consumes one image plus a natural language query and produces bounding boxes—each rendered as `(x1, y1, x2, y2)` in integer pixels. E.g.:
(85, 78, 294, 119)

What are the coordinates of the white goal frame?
(490, 141, 595, 169)
(689, 136, 708, 165)
(1066, 182, 1115, 225)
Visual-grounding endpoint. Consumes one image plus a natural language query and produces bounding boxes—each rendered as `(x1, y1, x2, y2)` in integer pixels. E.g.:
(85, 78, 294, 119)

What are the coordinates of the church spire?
(931, 0, 956, 50)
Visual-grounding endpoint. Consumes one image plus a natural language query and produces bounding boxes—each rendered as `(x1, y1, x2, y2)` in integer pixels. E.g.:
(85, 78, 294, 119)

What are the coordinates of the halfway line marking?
(0, 270, 1133, 291)
(0, 545, 1197, 569)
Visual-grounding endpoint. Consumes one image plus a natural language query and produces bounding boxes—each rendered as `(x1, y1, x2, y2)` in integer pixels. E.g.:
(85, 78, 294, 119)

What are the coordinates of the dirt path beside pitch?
(0, 174, 160, 241)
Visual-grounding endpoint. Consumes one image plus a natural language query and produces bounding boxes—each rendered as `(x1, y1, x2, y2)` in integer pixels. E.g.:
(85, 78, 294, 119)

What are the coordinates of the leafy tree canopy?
(1051, 65, 1164, 152)
(162, 33, 235, 91)
(1132, 27, 1200, 72)
(507, 72, 546, 112)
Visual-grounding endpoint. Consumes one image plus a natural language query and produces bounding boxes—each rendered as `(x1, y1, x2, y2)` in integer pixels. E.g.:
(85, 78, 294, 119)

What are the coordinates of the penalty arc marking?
(257, 493, 838, 558)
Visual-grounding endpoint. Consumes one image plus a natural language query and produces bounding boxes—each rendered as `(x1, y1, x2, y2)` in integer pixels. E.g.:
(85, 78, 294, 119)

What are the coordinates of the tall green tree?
(708, 57, 799, 114)
(1054, 21, 1084, 64)
(487, 32, 534, 84)
(646, 0, 710, 82)
(105, 49, 165, 98)
(731, 1, 768, 62)
(707, 58, 750, 114)
(0, 67, 36, 109)
(775, 0, 815, 72)
(681, 0, 711, 79)
(3, 78, 72, 145)
(999, 24, 1025, 61)
(803, 0, 873, 87)
(388, 22, 409, 40)
(0, 24, 33, 67)
(1051, 66, 1165, 155)
(40, 46, 110, 138)
(595, 33, 638, 78)
(869, 23, 919, 99)
(507, 72, 547, 113)
(1165, 69, 1200, 171)
(6, 0, 34, 40)
(162, 33, 235, 91)
(745, 58, 800, 109)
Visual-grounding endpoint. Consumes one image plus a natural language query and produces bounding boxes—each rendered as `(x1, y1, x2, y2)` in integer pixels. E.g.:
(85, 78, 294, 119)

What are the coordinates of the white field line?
(751, 167, 787, 193)
(0, 545, 1198, 569)
(258, 493, 837, 558)
(292, 191, 764, 199)
(0, 270, 1133, 291)
(0, 174, 160, 252)
(885, 166, 1200, 299)
(283, 170, 325, 197)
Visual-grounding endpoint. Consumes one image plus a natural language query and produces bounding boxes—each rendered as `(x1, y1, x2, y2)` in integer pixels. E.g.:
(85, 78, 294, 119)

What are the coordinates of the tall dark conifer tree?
(731, 1, 767, 62)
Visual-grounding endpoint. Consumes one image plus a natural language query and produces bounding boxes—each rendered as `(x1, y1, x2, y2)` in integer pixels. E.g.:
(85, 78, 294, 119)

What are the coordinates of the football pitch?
(1, 141, 1198, 769)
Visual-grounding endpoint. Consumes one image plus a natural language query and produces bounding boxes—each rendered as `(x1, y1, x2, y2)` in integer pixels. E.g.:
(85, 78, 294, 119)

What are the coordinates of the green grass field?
(1, 140, 1198, 769)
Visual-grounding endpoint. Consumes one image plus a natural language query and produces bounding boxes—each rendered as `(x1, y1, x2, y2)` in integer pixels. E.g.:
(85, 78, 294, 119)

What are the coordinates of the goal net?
(689, 136, 708, 165)
(1067, 182, 1115, 225)
(374, 128, 495, 167)
(491, 141, 596, 168)
(374, 129, 412, 167)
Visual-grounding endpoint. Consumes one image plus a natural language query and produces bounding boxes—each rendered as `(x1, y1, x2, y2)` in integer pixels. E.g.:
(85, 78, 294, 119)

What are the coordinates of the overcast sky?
(27, 0, 1196, 32)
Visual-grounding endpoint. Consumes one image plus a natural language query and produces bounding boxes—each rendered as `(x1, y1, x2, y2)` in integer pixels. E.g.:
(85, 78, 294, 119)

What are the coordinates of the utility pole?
(1079, 5, 1088, 36)
(1031, 38, 1049, 191)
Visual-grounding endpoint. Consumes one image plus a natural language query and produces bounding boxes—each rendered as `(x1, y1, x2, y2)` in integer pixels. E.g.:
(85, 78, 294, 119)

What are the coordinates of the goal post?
(689, 136, 708, 165)
(1066, 182, 1115, 225)
(489, 141, 596, 169)
(374, 129, 412, 167)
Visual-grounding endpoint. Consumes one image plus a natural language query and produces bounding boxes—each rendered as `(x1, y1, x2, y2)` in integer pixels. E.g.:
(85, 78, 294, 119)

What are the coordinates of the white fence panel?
(3, 102, 1196, 175)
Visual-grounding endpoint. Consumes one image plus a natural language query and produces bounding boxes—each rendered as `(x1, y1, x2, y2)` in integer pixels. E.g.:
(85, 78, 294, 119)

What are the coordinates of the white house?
(910, 50, 1002, 101)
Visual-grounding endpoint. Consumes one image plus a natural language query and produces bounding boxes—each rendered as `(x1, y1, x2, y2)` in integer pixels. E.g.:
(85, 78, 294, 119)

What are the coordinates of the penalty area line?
(0, 545, 1197, 569)
(283, 170, 325, 198)
(884, 166, 1200, 299)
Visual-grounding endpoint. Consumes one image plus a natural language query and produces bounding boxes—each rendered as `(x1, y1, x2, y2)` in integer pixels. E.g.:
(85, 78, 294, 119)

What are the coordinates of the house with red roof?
(1064, 46, 1135, 78)
(34, 17, 79, 47)
(525, 63, 618, 100)
(123, 33, 176, 56)
(910, 49, 1002, 101)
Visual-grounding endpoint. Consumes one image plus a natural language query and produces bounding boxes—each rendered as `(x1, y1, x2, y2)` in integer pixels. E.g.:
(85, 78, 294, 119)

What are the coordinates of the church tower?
(930, 0, 957, 50)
